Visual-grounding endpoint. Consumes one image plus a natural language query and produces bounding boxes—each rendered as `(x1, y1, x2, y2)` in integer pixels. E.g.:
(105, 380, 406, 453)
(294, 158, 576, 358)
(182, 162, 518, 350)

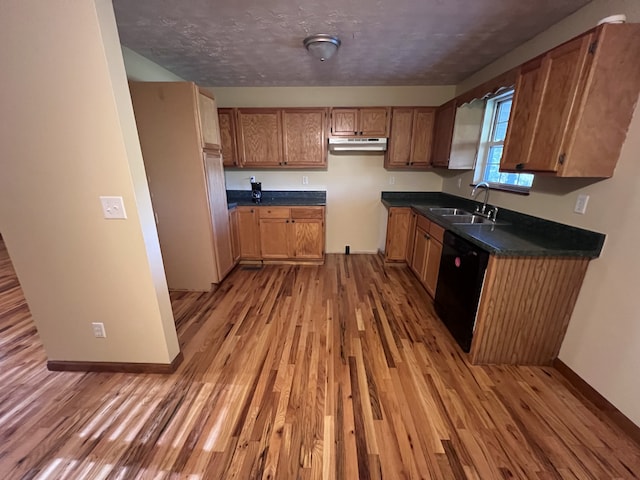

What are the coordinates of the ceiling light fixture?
(303, 34, 341, 61)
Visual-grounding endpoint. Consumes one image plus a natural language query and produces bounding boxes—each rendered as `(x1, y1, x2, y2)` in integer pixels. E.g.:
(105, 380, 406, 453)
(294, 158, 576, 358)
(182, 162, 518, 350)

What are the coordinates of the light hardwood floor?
(1, 237, 639, 479)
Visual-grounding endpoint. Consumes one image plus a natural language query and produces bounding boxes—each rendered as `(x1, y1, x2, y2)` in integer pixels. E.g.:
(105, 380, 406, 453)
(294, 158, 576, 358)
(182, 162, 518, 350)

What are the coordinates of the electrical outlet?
(389, 176, 395, 185)
(574, 194, 589, 214)
(100, 196, 127, 219)
(302, 175, 309, 185)
(250, 176, 256, 183)
(92, 322, 106, 338)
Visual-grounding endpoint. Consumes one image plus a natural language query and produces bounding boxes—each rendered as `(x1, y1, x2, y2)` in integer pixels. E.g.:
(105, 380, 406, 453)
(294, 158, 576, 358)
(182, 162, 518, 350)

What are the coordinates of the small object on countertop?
(251, 181, 262, 203)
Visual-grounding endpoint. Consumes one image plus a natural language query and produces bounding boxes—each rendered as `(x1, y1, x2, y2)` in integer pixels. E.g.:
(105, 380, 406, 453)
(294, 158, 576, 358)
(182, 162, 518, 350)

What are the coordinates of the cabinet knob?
(359, 131, 363, 135)
(406, 161, 410, 166)
(286, 219, 289, 223)
(353, 131, 357, 135)
(515, 163, 525, 170)
(425, 234, 430, 239)
(284, 161, 287, 165)
(291, 219, 296, 223)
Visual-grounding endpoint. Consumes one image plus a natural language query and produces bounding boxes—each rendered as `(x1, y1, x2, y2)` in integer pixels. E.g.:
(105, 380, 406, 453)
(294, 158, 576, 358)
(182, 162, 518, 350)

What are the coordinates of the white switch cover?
(302, 175, 309, 185)
(574, 194, 589, 214)
(92, 322, 106, 338)
(389, 176, 395, 185)
(100, 196, 127, 219)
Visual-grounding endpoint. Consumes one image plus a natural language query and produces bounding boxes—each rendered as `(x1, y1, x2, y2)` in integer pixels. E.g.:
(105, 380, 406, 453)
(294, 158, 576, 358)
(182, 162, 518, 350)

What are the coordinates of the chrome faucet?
(471, 182, 497, 220)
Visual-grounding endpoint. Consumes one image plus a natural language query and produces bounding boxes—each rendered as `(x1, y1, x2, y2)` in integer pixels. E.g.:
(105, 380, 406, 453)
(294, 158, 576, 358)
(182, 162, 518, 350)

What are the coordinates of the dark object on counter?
(435, 231, 489, 352)
(251, 181, 262, 203)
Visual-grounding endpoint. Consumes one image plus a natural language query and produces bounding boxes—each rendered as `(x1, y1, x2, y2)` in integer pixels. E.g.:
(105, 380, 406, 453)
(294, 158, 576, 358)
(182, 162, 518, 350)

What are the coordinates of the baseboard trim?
(47, 351, 184, 374)
(553, 358, 640, 447)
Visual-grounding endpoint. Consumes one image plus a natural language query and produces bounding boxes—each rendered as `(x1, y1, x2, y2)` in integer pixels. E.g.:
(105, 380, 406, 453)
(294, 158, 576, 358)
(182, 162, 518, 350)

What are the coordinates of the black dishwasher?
(434, 231, 489, 352)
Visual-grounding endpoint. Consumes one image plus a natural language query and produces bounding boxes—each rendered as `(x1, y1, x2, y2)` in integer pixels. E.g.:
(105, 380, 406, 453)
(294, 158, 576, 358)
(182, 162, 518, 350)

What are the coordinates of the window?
(474, 91, 534, 192)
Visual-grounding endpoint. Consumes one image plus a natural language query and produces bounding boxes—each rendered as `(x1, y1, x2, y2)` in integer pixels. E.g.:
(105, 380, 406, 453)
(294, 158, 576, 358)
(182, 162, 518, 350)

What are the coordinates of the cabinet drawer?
(416, 215, 431, 232)
(260, 207, 290, 218)
(291, 207, 324, 219)
(430, 222, 445, 243)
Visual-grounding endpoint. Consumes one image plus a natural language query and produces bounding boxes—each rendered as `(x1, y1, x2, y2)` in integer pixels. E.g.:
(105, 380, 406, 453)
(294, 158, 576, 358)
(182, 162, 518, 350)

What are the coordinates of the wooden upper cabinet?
(197, 89, 221, 150)
(502, 35, 592, 173)
(236, 109, 282, 167)
(218, 108, 238, 167)
(386, 107, 436, 169)
(386, 109, 414, 168)
(282, 108, 328, 167)
(501, 24, 640, 177)
(330, 108, 359, 136)
(430, 99, 457, 167)
(411, 108, 436, 167)
(330, 107, 390, 137)
(359, 108, 390, 136)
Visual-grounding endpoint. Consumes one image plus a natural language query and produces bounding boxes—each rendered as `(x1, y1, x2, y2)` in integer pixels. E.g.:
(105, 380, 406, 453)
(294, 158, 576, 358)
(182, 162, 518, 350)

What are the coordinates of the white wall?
(0, 0, 179, 364)
(214, 86, 455, 253)
(443, 0, 640, 426)
(122, 46, 184, 82)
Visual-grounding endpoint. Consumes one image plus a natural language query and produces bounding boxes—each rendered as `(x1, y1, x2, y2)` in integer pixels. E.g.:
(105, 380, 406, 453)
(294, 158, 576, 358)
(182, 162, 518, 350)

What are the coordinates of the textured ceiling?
(113, 0, 592, 87)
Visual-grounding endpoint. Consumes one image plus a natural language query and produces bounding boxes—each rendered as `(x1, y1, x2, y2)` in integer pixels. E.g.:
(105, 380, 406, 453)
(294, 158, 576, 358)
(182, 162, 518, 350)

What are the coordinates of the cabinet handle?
(406, 161, 410, 166)
(250, 209, 254, 213)
(353, 131, 357, 135)
(425, 234, 430, 239)
(359, 131, 363, 135)
(291, 219, 296, 223)
(284, 161, 287, 165)
(515, 163, 525, 170)
(286, 219, 289, 223)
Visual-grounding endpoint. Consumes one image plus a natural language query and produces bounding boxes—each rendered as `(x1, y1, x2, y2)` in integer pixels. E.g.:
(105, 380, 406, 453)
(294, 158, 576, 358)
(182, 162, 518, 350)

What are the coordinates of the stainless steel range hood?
(328, 137, 387, 153)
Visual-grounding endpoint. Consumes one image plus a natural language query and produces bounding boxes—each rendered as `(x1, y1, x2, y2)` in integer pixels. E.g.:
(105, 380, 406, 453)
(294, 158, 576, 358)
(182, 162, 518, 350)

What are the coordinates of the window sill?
(470, 183, 530, 195)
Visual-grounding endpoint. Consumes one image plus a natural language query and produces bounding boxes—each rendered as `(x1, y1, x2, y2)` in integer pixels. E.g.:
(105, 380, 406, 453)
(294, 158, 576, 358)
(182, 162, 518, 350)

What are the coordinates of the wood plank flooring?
(1, 237, 639, 479)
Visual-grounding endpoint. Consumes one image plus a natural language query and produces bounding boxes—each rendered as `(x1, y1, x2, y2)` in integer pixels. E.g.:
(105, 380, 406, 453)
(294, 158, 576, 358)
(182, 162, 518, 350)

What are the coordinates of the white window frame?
(474, 90, 534, 193)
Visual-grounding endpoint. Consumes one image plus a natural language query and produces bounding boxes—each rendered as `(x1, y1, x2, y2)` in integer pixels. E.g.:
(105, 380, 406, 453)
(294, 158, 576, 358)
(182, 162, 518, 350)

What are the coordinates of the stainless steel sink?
(429, 207, 471, 216)
(441, 214, 496, 225)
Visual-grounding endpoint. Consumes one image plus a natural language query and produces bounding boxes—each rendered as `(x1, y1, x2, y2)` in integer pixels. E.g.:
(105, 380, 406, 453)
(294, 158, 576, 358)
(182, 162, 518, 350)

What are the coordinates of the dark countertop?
(381, 191, 605, 258)
(227, 190, 326, 209)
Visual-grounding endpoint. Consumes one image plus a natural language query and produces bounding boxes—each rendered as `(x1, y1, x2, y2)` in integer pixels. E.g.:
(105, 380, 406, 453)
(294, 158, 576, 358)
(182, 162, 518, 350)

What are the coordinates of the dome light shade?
(303, 34, 341, 61)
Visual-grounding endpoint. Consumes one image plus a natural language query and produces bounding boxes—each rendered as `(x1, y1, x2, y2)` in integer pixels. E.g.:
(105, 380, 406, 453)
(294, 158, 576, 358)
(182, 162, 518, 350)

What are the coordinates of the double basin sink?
(429, 207, 507, 226)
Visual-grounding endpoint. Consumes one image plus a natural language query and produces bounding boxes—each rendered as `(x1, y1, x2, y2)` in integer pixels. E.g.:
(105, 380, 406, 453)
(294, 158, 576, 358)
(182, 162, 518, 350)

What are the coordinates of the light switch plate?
(574, 194, 589, 214)
(100, 196, 127, 219)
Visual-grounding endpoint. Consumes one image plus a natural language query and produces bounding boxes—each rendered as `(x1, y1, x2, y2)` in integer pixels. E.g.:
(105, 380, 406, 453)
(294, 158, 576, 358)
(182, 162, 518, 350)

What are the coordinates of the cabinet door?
(424, 239, 442, 298)
(237, 207, 261, 259)
(290, 207, 324, 259)
(236, 109, 282, 167)
(522, 34, 593, 172)
(384, 207, 412, 262)
(282, 109, 327, 167)
(431, 99, 457, 167)
(218, 108, 238, 167)
(386, 108, 414, 168)
(500, 58, 543, 171)
(502, 34, 593, 173)
(229, 208, 240, 262)
(204, 152, 235, 280)
(410, 226, 429, 281)
(406, 211, 418, 266)
(410, 108, 436, 167)
(291, 219, 324, 259)
(197, 89, 221, 149)
(331, 108, 359, 136)
(359, 108, 389, 136)
(259, 218, 291, 259)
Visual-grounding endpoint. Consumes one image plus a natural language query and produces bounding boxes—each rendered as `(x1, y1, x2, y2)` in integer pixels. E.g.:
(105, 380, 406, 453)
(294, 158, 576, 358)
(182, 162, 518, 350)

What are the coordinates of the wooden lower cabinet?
(229, 208, 241, 262)
(237, 206, 325, 261)
(408, 214, 443, 298)
(236, 206, 261, 259)
(384, 207, 413, 262)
